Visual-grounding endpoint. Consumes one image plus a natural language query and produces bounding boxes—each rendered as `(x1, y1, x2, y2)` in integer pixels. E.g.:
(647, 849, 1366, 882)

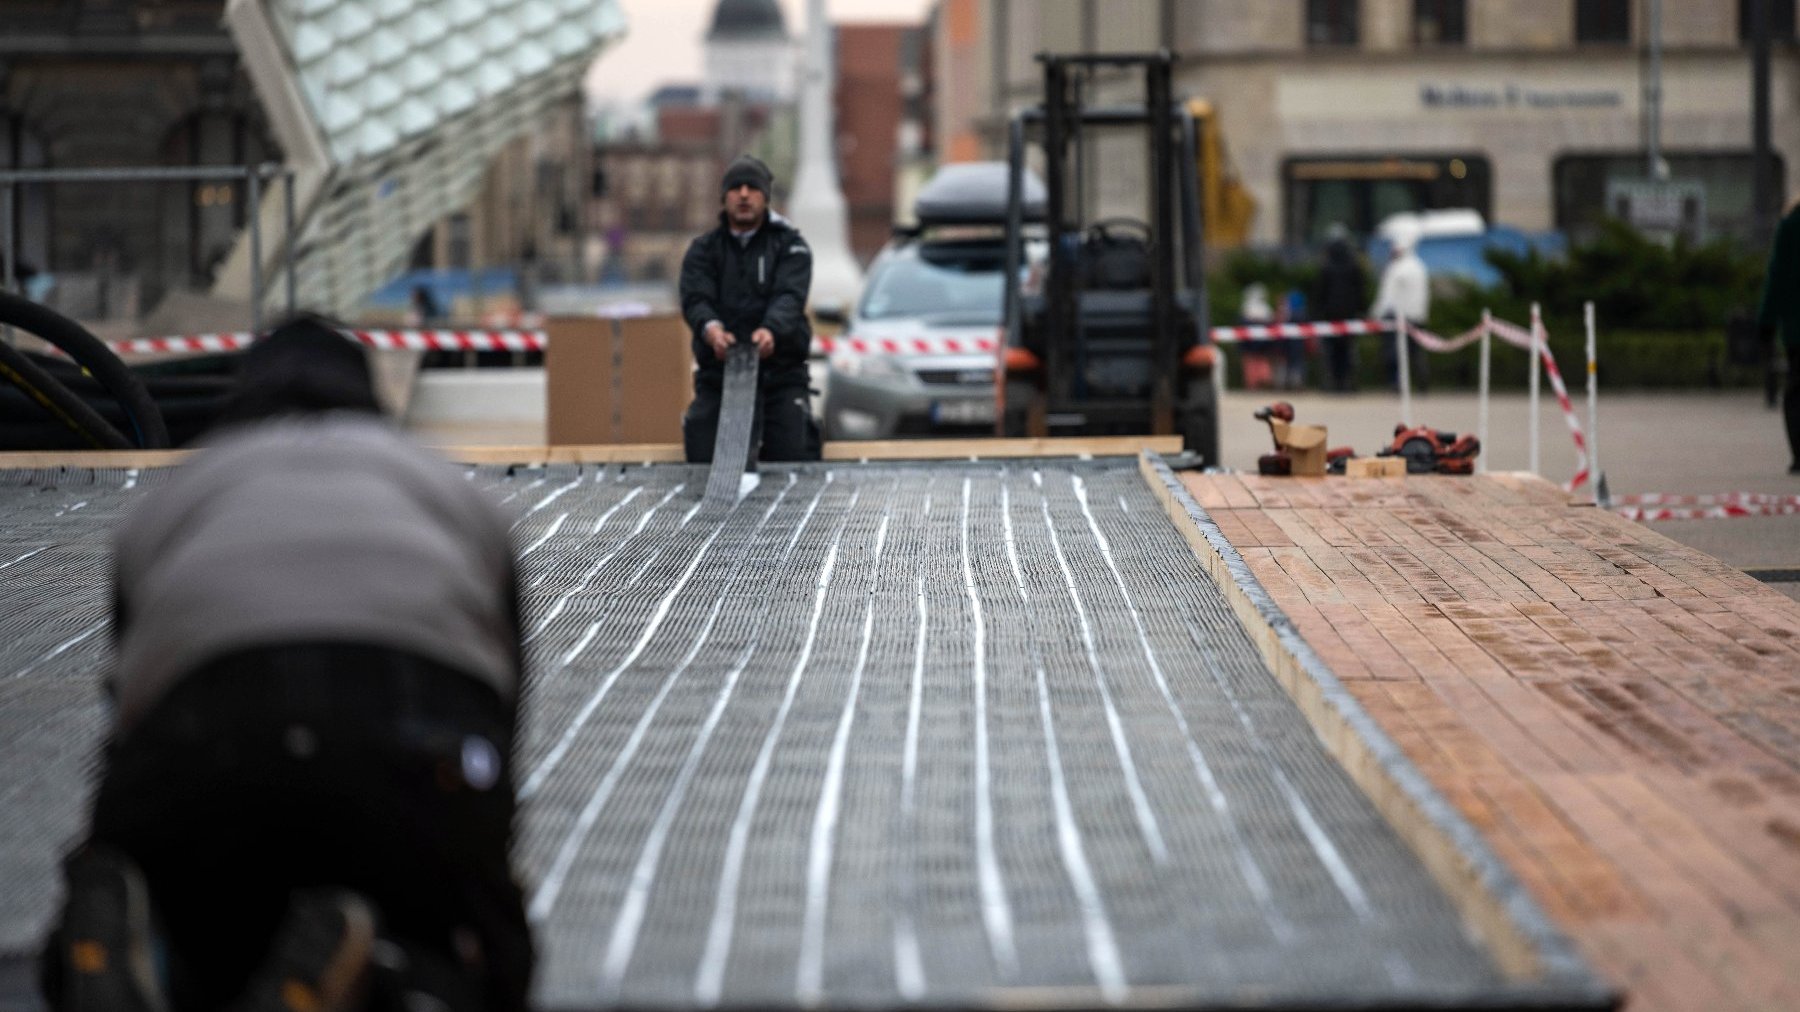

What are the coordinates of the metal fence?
(0, 163, 297, 333)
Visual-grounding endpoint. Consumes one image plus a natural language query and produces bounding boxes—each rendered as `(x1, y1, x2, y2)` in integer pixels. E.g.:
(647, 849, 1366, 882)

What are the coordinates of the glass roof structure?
(224, 0, 625, 316)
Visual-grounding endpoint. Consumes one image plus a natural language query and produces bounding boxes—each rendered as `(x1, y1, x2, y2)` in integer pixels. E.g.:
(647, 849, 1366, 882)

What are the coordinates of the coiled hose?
(0, 292, 169, 449)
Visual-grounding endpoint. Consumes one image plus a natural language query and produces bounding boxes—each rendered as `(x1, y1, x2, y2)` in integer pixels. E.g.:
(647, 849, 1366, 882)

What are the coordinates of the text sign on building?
(1420, 84, 1623, 111)
(1606, 179, 1707, 244)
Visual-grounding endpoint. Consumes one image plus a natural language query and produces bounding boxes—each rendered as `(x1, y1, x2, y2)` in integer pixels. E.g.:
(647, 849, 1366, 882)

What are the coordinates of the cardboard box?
(1269, 419, 1328, 476)
(546, 315, 694, 445)
(1345, 456, 1408, 479)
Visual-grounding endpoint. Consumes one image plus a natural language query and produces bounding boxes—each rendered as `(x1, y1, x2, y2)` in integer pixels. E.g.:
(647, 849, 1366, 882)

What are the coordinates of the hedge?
(1221, 327, 1763, 391)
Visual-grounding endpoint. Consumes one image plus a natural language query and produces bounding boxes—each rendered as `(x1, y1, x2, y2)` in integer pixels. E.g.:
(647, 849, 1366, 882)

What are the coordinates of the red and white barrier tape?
(1612, 492, 1800, 508)
(1402, 320, 1487, 354)
(1615, 502, 1800, 522)
(816, 334, 998, 356)
(101, 329, 547, 356)
(107, 333, 259, 356)
(1208, 319, 1390, 343)
(347, 329, 545, 353)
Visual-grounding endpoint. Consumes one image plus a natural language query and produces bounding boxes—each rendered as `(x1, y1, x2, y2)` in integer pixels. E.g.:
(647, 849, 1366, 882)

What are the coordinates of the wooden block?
(1345, 456, 1408, 478)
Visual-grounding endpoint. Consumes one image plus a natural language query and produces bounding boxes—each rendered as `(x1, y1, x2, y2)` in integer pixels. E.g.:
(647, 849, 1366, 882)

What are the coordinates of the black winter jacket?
(1312, 239, 1368, 324)
(679, 211, 813, 372)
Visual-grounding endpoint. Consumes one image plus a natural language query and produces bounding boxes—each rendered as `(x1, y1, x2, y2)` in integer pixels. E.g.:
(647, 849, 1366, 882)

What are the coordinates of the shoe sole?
(62, 848, 167, 1012)
(235, 892, 376, 1012)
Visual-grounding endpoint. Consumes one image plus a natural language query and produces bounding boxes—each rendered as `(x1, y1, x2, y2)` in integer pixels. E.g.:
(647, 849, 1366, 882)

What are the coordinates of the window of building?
(1739, 0, 1799, 42)
(447, 214, 472, 270)
(1553, 152, 1786, 244)
(1575, 0, 1631, 44)
(1283, 155, 1491, 245)
(1306, 0, 1359, 46)
(1414, 0, 1466, 45)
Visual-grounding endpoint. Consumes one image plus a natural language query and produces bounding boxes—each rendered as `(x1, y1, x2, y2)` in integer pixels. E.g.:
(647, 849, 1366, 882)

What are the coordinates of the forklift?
(998, 51, 1219, 463)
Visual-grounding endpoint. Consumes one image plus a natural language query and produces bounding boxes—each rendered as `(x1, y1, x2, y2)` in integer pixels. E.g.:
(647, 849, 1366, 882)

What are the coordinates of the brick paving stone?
(1183, 472, 1800, 1012)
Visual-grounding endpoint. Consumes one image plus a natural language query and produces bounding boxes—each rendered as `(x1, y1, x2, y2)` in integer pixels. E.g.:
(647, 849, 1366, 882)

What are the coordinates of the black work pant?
(56, 645, 533, 1011)
(682, 362, 820, 464)
(1325, 334, 1357, 392)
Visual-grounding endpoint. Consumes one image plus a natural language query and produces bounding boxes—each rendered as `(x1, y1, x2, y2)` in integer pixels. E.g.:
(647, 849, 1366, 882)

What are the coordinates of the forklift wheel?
(1179, 408, 1218, 467)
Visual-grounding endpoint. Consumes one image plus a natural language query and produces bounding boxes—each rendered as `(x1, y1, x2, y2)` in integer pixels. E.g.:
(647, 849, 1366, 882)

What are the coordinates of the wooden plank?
(443, 443, 686, 464)
(0, 436, 1177, 472)
(0, 448, 190, 469)
(820, 435, 1179, 460)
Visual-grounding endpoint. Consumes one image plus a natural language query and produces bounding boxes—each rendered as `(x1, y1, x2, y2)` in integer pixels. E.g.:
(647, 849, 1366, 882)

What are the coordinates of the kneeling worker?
(44, 315, 533, 1011)
(679, 154, 821, 464)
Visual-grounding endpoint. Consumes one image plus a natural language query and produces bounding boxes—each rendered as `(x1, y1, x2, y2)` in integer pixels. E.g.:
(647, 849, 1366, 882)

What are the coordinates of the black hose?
(0, 292, 169, 448)
(0, 339, 133, 449)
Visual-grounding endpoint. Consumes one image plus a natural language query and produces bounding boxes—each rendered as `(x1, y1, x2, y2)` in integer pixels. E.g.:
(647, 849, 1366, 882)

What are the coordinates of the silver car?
(823, 238, 1009, 439)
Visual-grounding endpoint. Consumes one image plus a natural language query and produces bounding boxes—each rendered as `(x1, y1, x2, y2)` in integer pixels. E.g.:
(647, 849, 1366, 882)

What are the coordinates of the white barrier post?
(1478, 308, 1492, 474)
(1585, 300, 1604, 505)
(1396, 317, 1412, 427)
(1528, 302, 1542, 477)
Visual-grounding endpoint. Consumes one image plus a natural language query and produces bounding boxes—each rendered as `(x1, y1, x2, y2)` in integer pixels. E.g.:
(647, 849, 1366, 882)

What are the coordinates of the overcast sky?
(584, 0, 934, 106)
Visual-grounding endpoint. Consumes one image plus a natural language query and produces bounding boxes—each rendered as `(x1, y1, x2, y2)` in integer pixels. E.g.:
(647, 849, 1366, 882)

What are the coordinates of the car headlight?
(830, 352, 909, 381)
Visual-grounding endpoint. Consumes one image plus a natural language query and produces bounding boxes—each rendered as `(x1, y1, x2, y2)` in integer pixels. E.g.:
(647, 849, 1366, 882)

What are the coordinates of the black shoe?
(54, 847, 168, 1012)
(231, 891, 375, 1012)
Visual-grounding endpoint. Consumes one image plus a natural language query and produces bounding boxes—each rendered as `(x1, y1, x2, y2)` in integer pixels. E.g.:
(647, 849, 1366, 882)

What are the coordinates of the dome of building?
(707, 0, 787, 40)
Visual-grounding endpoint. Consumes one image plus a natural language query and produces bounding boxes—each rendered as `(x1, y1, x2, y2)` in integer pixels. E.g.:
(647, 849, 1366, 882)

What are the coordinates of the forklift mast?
(1001, 51, 1212, 449)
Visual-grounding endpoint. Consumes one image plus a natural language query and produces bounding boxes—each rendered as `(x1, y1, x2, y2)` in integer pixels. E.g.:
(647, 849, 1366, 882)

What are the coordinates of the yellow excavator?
(1186, 97, 1257, 249)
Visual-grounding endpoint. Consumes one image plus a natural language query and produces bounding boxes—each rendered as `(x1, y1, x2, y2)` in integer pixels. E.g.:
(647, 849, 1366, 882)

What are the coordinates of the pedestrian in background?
(1280, 287, 1310, 390)
(1758, 197, 1800, 474)
(1372, 226, 1430, 393)
(44, 315, 534, 1012)
(1313, 226, 1367, 392)
(1238, 282, 1275, 390)
(406, 283, 444, 327)
(679, 154, 820, 464)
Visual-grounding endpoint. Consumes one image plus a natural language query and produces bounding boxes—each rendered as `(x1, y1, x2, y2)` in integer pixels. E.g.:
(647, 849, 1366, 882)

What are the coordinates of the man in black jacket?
(679, 154, 820, 463)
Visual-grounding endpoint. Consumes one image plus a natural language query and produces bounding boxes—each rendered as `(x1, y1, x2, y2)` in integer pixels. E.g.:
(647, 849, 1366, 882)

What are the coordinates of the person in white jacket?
(1371, 228, 1430, 392)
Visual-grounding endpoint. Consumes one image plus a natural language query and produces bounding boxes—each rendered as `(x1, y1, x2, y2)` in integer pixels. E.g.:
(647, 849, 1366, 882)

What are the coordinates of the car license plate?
(931, 399, 995, 424)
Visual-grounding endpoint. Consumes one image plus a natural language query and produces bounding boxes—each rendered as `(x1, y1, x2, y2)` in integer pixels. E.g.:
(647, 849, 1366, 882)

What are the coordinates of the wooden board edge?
(438, 444, 688, 465)
(0, 436, 1175, 471)
(0, 449, 191, 469)
(822, 436, 1181, 461)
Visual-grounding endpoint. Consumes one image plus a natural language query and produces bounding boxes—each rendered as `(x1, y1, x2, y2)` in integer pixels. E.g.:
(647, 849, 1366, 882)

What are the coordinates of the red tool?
(1254, 402, 1295, 475)
(1378, 424, 1481, 475)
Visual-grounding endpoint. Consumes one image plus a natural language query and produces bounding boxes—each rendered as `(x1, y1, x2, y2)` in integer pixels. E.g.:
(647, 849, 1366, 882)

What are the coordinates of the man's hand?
(750, 327, 775, 359)
(704, 320, 734, 360)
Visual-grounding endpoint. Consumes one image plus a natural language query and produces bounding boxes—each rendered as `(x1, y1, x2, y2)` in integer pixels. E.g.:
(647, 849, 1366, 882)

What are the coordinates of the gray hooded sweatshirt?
(110, 413, 519, 732)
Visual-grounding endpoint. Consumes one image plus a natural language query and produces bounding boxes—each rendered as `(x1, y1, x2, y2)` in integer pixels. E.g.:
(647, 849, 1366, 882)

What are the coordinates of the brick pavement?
(1176, 470, 1800, 1012)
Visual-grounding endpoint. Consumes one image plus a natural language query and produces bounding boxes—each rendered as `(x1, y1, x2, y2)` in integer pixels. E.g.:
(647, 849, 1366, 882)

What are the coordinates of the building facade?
(589, 100, 776, 284)
(835, 23, 911, 263)
(422, 92, 596, 299)
(704, 0, 797, 104)
(0, 0, 276, 321)
(937, 0, 1799, 247)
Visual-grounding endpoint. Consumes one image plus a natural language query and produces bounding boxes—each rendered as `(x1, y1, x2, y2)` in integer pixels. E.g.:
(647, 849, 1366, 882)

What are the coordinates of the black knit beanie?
(214, 312, 381, 428)
(720, 154, 773, 198)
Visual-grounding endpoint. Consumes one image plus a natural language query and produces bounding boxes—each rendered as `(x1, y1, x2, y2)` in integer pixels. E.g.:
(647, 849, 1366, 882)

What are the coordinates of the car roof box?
(914, 162, 1046, 226)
